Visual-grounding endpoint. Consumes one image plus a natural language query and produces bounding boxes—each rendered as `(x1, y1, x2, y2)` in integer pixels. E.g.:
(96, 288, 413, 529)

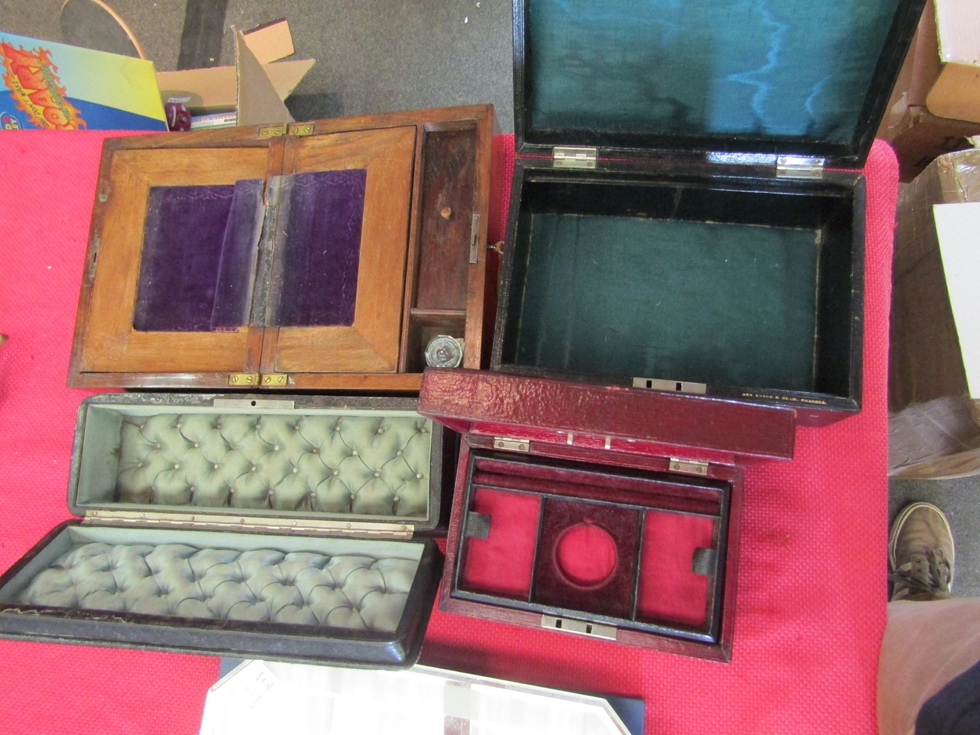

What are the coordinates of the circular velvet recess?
(553, 521, 619, 590)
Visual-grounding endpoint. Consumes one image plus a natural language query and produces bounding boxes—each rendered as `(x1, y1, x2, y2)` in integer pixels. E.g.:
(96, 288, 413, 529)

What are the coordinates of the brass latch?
(227, 373, 289, 387)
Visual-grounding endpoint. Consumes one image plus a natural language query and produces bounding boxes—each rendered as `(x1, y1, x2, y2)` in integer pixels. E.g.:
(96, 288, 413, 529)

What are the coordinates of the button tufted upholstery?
(115, 413, 432, 516)
(18, 542, 419, 632)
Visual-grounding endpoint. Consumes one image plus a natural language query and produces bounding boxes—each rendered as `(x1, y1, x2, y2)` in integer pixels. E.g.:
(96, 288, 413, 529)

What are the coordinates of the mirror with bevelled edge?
(0, 393, 445, 666)
(70, 106, 495, 391)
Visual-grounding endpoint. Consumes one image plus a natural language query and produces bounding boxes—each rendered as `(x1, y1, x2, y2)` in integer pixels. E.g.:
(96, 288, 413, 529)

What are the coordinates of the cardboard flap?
(236, 30, 293, 126)
(515, 0, 924, 166)
(419, 369, 795, 460)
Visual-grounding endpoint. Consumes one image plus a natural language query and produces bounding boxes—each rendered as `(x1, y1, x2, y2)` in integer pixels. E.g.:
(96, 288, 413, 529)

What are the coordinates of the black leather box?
(492, 0, 924, 425)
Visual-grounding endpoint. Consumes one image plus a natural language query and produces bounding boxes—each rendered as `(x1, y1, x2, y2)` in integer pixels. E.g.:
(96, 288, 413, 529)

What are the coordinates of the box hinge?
(227, 373, 289, 387)
(228, 373, 260, 386)
(776, 156, 825, 179)
(260, 373, 289, 387)
(669, 458, 710, 476)
(541, 615, 616, 640)
(287, 122, 315, 137)
(632, 377, 707, 395)
(493, 437, 531, 453)
(257, 124, 285, 139)
(83, 511, 414, 539)
(553, 146, 597, 169)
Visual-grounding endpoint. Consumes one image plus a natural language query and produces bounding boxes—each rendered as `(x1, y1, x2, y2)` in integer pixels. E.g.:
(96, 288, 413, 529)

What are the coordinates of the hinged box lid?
(68, 393, 446, 536)
(418, 368, 795, 463)
(514, 0, 924, 168)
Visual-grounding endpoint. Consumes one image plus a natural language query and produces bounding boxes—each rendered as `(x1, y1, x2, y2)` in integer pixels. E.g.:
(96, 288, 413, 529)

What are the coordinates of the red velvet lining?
(555, 523, 618, 587)
(636, 511, 716, 629)
(472, 456, 722, 515)
(459, 488, 540, 598)
(532, 497, 639, 618)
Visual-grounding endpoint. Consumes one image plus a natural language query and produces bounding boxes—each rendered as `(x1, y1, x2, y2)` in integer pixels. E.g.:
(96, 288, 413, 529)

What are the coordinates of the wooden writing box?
(493, 0, 923, 424)
(0, 393, 451, 667)
(69, 105, 494, 391)
(419, 369, 795, 661)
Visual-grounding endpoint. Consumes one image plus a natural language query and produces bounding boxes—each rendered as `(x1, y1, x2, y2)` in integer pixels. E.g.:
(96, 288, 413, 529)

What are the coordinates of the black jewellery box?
(0, 394, 451, 667)
(493, 0, 923, 425)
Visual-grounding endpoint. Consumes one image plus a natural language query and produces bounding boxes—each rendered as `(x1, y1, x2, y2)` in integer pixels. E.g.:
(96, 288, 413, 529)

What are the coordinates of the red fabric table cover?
(0, 131, 897, 735)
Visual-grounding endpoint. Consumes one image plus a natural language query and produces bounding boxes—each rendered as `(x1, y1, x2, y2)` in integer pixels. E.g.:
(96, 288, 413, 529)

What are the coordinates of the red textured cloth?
(0, 131, 897, 735)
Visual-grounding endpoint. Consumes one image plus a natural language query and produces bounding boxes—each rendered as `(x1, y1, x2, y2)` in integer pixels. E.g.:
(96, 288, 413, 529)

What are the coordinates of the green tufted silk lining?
(16, 542, 418, 632)
(76, 407, 433, 520)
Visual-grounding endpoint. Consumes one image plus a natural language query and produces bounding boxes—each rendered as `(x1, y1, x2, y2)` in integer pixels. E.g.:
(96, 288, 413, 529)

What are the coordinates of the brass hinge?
(541, 615, 617, 640)
(261, 373, 289, 387)
(553, 146, 597, 169)
(227, 373, 289, 387)
(669, 458, 710, 476)
(83, 511, 414, 539)
(633, 377, 707, 395)
(257, 124, 285, 139)
(228, 373, 260, 386)
(776, 156, 825, 179)
(287, 122, 315, 136)
(493, 437, 531, 453)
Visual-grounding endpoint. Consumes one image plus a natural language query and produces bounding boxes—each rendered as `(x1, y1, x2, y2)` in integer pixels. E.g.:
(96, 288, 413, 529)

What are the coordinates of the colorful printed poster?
(0, 31, 166, 131)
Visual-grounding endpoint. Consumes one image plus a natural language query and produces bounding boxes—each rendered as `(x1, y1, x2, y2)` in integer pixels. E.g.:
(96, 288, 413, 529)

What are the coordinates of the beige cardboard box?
(878, 0, 980, 181)
(157, 20, 314, 126)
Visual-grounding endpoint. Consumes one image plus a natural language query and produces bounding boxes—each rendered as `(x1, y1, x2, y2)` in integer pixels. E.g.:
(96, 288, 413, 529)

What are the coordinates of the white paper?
(933, 202, 980, 397)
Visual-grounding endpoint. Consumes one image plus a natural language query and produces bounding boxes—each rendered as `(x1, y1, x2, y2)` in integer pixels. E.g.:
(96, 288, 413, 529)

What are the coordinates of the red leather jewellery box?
(419, 369, 795, 661)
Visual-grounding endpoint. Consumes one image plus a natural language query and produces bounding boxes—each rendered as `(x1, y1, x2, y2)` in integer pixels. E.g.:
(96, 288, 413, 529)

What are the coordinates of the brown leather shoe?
(889, 502, 955, 602)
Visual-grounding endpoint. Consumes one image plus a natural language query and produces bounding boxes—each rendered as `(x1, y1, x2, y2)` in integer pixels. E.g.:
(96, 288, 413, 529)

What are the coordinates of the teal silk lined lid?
(516, 0, 921, 166)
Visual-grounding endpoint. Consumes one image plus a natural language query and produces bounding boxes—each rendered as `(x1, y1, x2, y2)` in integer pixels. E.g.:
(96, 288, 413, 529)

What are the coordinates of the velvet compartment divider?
(456, 452, 724, 635)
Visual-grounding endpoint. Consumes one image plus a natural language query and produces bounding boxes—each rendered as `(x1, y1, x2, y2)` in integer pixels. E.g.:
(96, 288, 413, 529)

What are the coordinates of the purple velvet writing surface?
(133, 180, 264, 332)
(134, 185, 234, 331)
(211, 179, 265, 329)
(273, 169, 367, 327)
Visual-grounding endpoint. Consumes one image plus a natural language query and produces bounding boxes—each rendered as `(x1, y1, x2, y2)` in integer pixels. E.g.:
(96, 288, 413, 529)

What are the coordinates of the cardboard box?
(877, 0, 980, 180)
(0, 31, 166, 131)
(926, 0, 980, 123)
(157, 22, 314, 127)
(890, 149, 980, 411)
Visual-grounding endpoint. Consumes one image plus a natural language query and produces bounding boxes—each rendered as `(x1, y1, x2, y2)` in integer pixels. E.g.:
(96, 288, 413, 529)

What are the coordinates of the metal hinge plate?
(83, 511, 414, 539)
(553, 147, 597, 169)
(493, 437, 531, 453)
(669, 458, 710, 476)
(261, 373, 289, 387)
(776, 156, 825, 179)
(228, 373, 260, 386)
(542, 615, 616, 640)
(227, 373, 289, 387)
(257, 124, 285, 139)
(633, 377, 707, 395)
(287, 122, 315, 137)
